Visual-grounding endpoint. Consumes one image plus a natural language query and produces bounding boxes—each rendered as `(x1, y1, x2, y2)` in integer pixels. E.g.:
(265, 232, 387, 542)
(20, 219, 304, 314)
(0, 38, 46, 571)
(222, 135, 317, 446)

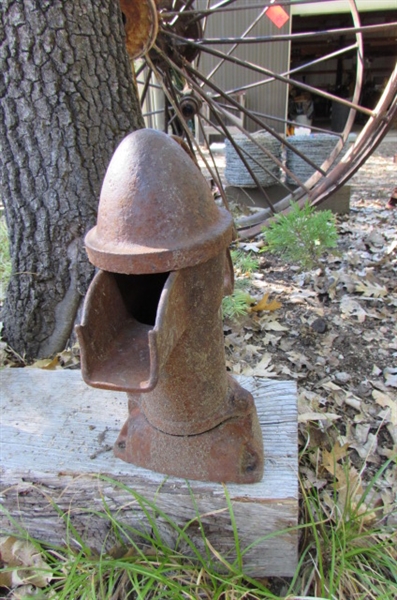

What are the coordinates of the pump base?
(114, 392, 264, 484)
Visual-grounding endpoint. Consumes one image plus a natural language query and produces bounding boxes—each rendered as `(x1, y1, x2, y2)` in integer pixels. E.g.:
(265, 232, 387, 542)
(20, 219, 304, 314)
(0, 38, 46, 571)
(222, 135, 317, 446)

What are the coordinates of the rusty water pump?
(76, 129, 264, 483)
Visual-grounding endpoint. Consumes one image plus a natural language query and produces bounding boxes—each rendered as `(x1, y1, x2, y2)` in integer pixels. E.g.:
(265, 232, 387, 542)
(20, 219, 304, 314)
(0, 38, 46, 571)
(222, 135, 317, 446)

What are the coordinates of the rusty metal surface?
(149, 0, 202, 66)
(114, 384, 264, 484)
(119, 0, 158, 59)
(85, 129, 234, 274)
(78, 128, 263, 483)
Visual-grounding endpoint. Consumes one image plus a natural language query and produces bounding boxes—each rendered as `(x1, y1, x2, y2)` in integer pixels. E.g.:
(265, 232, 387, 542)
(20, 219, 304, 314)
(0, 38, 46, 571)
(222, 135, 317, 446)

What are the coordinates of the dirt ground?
(223, 134, 396, 522)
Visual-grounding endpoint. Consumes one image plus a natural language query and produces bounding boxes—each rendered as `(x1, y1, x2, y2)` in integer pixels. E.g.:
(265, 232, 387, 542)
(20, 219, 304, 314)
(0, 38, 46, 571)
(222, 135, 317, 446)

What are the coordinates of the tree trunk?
(0, 0, 144, 359)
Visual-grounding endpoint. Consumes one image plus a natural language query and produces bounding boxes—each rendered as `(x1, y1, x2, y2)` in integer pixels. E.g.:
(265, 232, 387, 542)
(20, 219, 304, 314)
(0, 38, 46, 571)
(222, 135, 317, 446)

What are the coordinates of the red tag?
(266, 5, 289, 28)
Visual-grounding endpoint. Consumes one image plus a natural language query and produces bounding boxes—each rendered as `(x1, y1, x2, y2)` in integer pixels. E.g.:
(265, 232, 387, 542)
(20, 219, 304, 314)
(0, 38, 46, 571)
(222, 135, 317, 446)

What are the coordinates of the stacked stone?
(286, 133, 338, 186)
(225, 131, 282, 188)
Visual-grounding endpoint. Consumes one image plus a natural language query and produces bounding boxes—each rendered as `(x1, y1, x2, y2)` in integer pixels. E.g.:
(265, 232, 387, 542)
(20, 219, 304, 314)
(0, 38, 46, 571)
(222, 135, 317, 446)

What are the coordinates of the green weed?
(296, 459, 397, 600)
(230, 249, 260, 275)
(222, 286, 253, 320)
(222, 248, 258, 320)
(262, 201, 338, 270)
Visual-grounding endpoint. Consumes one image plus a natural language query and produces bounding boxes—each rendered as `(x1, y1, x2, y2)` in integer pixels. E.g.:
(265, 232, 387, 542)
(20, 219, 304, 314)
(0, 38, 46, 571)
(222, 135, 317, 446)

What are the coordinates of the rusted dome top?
(85, 129, 234, 274)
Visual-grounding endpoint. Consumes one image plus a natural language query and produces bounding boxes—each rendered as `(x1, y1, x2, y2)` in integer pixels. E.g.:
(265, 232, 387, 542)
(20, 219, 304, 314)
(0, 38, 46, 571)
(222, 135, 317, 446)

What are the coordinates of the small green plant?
(262, 201, 338, 270)
(222, 286, 253, 320)
(230, 249, 259, 275)
(222, 249, 258, 320)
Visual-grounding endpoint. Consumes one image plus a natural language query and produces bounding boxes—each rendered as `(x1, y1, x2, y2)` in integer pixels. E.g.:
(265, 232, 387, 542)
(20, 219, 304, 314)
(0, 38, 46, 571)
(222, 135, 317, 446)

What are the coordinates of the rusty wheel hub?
(120, 0, 202, 65)
(119, 0, 159, 60)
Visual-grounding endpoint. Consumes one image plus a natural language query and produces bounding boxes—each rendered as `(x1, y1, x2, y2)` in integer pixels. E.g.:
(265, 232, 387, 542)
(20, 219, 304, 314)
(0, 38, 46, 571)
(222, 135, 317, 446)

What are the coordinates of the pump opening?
(114, 272, 170, 326)
(77, 269, 173, 392)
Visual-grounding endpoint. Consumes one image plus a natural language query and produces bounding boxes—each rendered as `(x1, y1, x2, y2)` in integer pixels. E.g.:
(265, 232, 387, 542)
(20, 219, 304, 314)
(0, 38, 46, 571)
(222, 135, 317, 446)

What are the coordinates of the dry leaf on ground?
(0, 536, 52, 589)
(250, 292, 282, 312)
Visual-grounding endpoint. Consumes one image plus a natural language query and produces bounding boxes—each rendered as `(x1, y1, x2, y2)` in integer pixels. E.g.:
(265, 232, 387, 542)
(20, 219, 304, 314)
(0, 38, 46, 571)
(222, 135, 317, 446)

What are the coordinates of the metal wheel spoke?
(135, 78, 162, 91)
(182, 0, 331, 26)
(201, 5, 270, 87)
(130, 0, 396, 232)
(204, 43, 368, 117)
(160, 51, 325, 193)
(169, 0, 197, 27)
(134, 60, 147, 78)
(165, 1, 341, 20)
(182, 58, 332, 177)
(167, 32, 373, 117)
(246, 108, 343, 139)
(195, 112, 232, 204)
(139, 66, 155, 107)
(145, 53, 233, 213)
(185, 21, 397, 45)
(207, 43, 359, 102)
(207, 101, 310, 192)
(197, 100, 284, 211)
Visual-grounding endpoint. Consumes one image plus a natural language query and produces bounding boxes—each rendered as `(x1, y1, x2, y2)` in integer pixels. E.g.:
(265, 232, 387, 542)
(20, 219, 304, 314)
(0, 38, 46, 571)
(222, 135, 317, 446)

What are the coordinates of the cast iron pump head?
(76, 129, 264, 483)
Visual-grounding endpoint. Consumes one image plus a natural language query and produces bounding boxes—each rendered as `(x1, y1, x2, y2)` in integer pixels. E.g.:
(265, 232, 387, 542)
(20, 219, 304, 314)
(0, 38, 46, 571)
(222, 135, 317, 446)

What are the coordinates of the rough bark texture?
(0, 0, 145, 358)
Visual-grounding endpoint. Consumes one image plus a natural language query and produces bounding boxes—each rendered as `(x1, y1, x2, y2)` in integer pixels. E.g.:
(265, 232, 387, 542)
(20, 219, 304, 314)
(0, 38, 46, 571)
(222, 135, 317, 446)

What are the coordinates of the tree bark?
(0, 0, 144, 359)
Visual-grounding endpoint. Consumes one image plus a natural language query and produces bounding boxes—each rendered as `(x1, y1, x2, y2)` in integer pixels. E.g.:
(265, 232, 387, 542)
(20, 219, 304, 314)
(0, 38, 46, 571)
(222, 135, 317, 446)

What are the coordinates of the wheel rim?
(122, 0, 397, 234)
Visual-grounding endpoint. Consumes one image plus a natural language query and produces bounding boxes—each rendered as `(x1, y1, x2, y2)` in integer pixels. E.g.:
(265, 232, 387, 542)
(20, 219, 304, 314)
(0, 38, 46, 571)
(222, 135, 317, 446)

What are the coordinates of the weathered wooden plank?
(0, 369, 298, 576)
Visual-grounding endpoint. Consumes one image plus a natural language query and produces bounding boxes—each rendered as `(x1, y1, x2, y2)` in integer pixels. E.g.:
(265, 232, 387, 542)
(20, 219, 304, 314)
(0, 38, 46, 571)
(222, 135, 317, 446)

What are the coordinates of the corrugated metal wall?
(195, 0, 291, 134)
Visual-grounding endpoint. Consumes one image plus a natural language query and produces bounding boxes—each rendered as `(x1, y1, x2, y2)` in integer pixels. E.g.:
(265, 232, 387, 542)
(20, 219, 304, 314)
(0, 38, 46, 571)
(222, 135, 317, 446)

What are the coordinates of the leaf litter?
(223, 137, 397, 529)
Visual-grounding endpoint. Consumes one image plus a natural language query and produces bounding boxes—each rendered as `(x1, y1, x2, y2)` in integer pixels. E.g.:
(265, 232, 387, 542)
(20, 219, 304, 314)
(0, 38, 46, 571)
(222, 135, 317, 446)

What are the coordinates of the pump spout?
(76, 269, 187, 393)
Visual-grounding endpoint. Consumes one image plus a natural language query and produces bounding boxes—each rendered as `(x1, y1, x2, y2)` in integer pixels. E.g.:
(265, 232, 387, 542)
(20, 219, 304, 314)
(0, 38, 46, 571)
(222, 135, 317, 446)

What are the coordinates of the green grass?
(1, 460, 396, 599)
(297, 475, 397, 599)
(1, 482, 281, 599)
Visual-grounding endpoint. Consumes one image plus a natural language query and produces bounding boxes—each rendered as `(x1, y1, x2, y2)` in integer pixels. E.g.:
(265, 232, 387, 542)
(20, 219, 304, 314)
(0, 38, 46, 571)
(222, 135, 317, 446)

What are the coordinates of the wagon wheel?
(120, 0, 397, 237)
